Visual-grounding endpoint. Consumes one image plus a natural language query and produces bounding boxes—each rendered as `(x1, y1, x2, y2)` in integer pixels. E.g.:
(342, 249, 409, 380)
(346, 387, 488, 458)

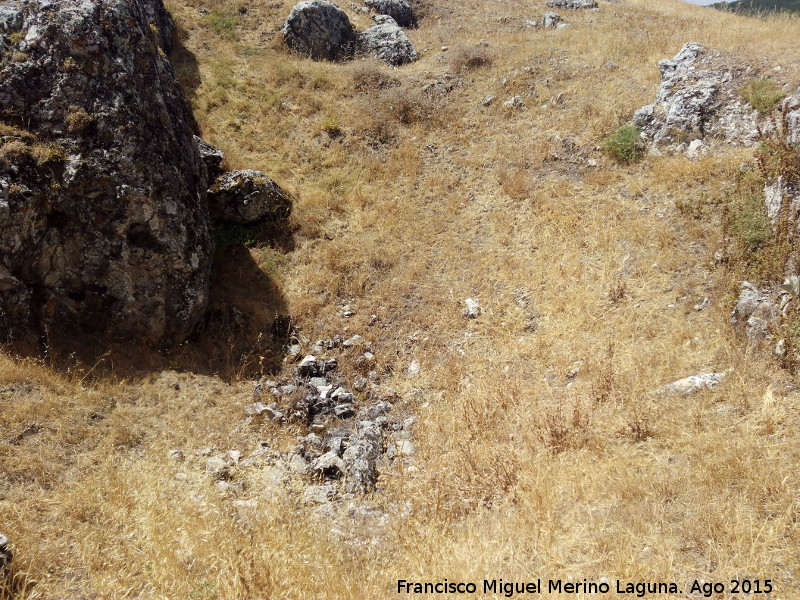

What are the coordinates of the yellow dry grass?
(3, 0, 800, 597)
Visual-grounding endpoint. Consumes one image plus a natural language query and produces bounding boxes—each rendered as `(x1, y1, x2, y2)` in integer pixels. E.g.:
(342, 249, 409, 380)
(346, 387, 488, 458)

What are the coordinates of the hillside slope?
(2, 0, 800, 598)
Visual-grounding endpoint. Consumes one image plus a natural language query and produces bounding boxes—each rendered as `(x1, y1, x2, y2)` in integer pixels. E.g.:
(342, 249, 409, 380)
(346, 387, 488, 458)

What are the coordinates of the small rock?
(227, 450, 242, 464)
(407, 361, 421, 378)
(543, 11, 562, 28)
(244, 402, 269, 416)
(463, 298, 482, 318)
(482, 95, 496, 107)
(343, 335, 364, 347)
(353, 377, 368, 391)
(289, 453, 309, 474)
(503, 96, 525, 109)
(312, 451, 346, 479)
(334, 404, 356, 418)
(298, 355, 321, 377)
(206, 456, 232, 480)
(441, 45, 449, 51)
(310, 376, 329, 388)
(303, 483, 337, 504)
(340, 305, 356, 318)
(324, 357, 339, 372)
(331, 387, 355, 404)
(657, 372, 727, 396)
(694, 297, 710, 311)
(265, 404, 286, 422)
(167, 449, 184, 461)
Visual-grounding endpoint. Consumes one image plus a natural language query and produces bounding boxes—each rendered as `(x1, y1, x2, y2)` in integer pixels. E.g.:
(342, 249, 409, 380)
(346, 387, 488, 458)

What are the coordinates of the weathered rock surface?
(731, 282, 782, 342)
(208, 169, 292, 225)
(195, 136, 224, 183)
(281, 0, 356, 61)
(543, 12, 563, 28)
(633, 42, 760, 151)
(657, 372, 727, 396)
(357, 15, 418, 66)
(0, 0, 213, 345)
(545, 0, 597, 8)
(364, 0, 415, 27)
(343, 419, 383, 493)
(785, 97, 800, 144)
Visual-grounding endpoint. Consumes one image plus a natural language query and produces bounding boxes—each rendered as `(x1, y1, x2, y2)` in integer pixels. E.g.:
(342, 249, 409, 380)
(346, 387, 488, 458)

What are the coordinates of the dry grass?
(3, 0, 800, 597)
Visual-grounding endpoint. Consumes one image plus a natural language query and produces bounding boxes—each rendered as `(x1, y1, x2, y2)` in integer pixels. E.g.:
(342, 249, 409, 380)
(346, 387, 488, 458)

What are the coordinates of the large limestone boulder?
(357, 15, 418, 66)
(633, 42, 760, 152)
(208, 170, 292, 225)
(364, 0, 415, 27)
(0, 0, 213, 345)
(281, 0, 356, 61)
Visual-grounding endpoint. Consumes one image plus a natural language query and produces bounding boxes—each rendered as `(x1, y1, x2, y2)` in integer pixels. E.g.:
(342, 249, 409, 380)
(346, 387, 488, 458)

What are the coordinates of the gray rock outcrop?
(195, 136, 224, 183)
(357, 15, 418, 66)
(545, 0, 598, 8)
(208, 170, 292, 225)
(364, 0, 415, 27)
(633, 42, 760, 151)
(731, 282, 781, 342)
(282, 0, 356, 61)
(0, 0, 213, 345)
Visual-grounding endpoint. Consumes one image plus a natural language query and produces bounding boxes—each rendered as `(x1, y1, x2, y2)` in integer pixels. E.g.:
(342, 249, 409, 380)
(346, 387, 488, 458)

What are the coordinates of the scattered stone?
(206, 456, 233, 480)
(357, 15, 418, 66)
(633, 42, 760, 151)
(289, 453, 309, 474)
(208, 169, 292, 225)
(694, 297, 710, 311)
(244, 402, 269, 416)
(343, 334, 364, 347)
(298, 355, 321, 377)
(407, 360, 421, 377)
(685, 139, 708, 159)
(464, 298, 482, 318)
(364, 0, 415, 27)
(281, 0, 356, 61)
(353, 377, 368, 391)
(331, 387, 355, 404)
(167, 449, 185, 461)
(340, 305, 356, 318)
(303, 483, 338, 504)
(264, 404, 286, 422)
(482, 94, 496, 107)
(731, 282, 780, 342)
(657, 372, 727, 396)
(334, 404, 356, 418)
(543, 12, 562, 28)
(343, 420, 383, 493)
(312, 451, 346, 479)
(545, 0, 597, 7)
(503, 95, 525, 109)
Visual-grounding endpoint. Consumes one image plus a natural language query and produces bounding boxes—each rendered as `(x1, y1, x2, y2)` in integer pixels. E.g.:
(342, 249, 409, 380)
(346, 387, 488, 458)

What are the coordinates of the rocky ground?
(2, 0, 800, 598)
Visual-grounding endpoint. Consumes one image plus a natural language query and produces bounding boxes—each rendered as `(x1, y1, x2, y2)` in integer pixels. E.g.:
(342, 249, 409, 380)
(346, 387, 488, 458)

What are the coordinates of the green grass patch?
(741, 77, 785, 116)
(601, 125, 644, 165)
